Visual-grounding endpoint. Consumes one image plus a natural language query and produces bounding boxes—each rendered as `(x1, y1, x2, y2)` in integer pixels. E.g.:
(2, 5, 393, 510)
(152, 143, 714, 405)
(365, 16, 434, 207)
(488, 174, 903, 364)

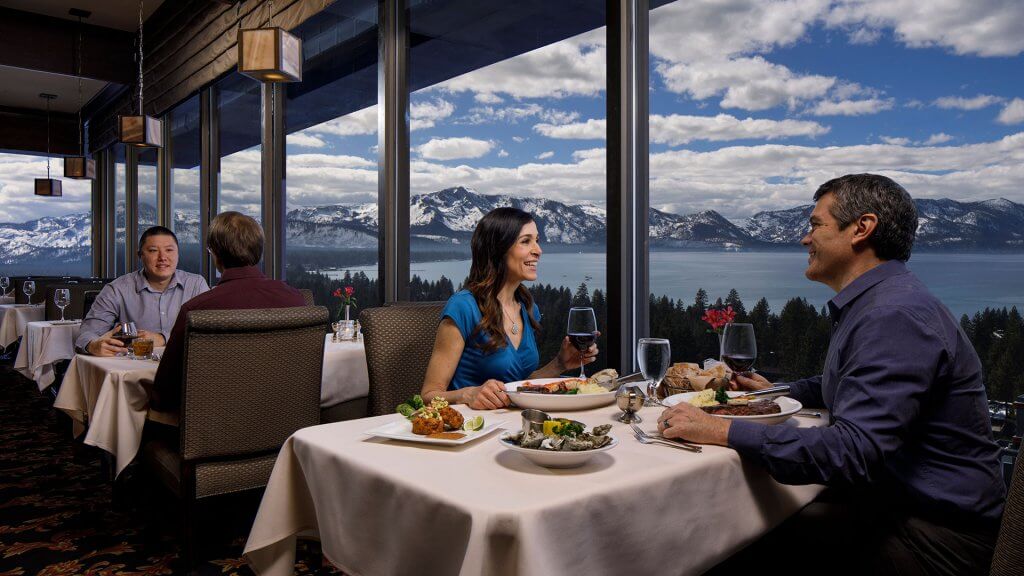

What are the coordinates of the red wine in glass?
(721, 323, 757, 374)
(567, 307, 597, 378)
(722, 354, 756, 373)
(569, 332, 597, 352)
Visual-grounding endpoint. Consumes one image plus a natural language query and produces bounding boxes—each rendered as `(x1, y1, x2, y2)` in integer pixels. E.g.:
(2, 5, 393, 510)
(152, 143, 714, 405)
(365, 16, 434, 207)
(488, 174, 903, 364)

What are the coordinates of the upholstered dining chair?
(991, 455, 1023, 576)
(142, 305, 328, 569)
(299, 288, 315, 306)
(360, 301, 446, 416)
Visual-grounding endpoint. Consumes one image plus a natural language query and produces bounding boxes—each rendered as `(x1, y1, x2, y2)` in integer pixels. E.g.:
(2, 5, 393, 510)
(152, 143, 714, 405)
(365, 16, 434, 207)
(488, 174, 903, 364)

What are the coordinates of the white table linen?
(320, 335, 369, 408)
(244, 407, 827, 576)
(0, 295, 13, 305)
(14, 320, 82, 390)
(54, 338, 369, 476)
(0, 304, 45, 347)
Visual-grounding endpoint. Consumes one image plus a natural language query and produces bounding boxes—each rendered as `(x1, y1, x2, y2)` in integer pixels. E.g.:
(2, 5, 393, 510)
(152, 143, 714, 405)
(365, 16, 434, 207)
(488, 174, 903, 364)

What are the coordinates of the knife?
(735, 385, 791, 400)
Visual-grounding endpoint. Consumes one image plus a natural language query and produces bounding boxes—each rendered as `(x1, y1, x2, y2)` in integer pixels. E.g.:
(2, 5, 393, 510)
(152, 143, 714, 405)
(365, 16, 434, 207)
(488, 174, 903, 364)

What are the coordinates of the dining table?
(0, 295, 13, 305)
(0, 303, 45, 348)
(54, 334, 370, 476)
(14, 319, 82, 390)
(243, 403, 828, 576)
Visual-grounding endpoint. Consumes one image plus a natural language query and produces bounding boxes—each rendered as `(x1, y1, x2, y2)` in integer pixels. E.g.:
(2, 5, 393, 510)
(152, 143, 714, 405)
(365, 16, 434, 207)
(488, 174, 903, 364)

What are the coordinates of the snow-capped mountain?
(3, 190, 1023, 268)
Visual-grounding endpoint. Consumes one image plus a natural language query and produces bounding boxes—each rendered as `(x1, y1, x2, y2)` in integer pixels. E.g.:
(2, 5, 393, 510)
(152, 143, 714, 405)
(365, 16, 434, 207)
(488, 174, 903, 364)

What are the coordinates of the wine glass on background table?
(0, 276, 9, 297)
(637, 338, 670, 406)
(721, 323, 757, 375)
(54, 288, 70, 322)
(23, 280, 35, 305)
(567, 307, 598, 379)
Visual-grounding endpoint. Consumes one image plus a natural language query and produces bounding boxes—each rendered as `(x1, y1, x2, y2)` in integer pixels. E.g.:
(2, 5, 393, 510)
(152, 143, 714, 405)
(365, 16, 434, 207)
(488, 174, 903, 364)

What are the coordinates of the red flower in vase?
(333, 286, 358, 308)
(702, 305, 736, 334)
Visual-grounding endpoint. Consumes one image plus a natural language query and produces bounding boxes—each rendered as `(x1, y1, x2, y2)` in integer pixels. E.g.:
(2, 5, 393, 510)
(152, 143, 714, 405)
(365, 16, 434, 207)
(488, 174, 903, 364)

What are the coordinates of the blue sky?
(3, 0, 1023, 223)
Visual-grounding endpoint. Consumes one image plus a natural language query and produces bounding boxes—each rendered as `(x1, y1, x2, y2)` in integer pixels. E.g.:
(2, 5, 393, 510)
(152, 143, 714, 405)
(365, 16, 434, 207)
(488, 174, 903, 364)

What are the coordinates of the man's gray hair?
(813, 174, 917, 262)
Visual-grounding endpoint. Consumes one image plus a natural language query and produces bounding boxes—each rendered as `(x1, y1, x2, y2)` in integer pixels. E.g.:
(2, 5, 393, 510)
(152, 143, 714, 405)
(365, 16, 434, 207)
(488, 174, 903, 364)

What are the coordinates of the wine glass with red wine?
(567, 307, 598, 379)
(721, 323, 757, 375)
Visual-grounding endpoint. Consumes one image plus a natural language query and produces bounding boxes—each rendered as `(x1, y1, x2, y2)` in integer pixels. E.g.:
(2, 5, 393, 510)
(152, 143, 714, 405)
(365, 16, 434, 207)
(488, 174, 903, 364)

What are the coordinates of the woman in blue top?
(420, 207, 598, 410)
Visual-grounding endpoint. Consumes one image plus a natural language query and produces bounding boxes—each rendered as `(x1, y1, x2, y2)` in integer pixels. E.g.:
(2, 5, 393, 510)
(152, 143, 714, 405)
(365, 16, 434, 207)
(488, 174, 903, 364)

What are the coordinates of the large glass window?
(113, 144, 127, 277)
(0, 152, 92, 276)
(646, 2, 1024, 408)
(217, 73, 263, 223)
(168, 95, 202, 274)
(283, 2, 380, 312)
(137, 148, 158, 232)
(401, 0, 609, 370)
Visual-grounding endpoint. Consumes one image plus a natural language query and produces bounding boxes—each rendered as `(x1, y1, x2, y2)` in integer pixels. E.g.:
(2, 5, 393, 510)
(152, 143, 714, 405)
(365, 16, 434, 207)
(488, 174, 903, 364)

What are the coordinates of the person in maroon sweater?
(149, 211, 305, 412)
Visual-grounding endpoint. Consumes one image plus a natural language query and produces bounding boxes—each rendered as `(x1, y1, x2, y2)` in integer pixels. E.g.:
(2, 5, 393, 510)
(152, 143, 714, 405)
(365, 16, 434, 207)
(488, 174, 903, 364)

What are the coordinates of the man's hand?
(658, 402, 731, 446)
(86, 329, 127, 357)
(137, 330, 166, 347)
(729, 371, 773, 391)
(462, 379, 510, 410)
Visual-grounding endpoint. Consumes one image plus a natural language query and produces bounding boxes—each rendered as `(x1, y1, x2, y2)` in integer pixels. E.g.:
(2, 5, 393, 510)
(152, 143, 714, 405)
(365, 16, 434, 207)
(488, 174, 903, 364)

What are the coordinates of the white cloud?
(536, 113, 829, 145)
(536, 151, 555, 160)
(416, 137, 495, 161)
(657, 56, 835, 111)
(923, 133, 954, 145)
(461, 104, 579, 126)
(512, 136, 527, 144)
(410, 98, 456, 131)
(474, 93, 504, 104)
(933, 94, 1004, 110)
(826, 0, 1024, 57)
(307, 106, 377, 137)
(0, 153, 92, 223)
(881, 136, 911, 145)
(808, 98, 895, 116)
(498, 149, 509, 158)
(997, 98, 1024, 125)
(847, 27, 881, 44)
(287, 133, 327, 149)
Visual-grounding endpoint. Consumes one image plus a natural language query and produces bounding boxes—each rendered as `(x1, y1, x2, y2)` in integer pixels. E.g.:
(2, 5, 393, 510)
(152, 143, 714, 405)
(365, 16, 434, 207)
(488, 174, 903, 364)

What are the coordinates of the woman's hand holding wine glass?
(566, 307, 598, 378)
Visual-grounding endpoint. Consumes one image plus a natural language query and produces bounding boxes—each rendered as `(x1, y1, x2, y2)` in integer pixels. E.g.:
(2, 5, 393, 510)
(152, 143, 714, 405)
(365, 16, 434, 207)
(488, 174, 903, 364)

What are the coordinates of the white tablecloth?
(0, 295, 13, 305)
(14, 320, 82, 390)
(0, 304, 45, 347)
(244, 406, 828, 576)
(54, 338, 369, 475)
(321, 335, 369, 408)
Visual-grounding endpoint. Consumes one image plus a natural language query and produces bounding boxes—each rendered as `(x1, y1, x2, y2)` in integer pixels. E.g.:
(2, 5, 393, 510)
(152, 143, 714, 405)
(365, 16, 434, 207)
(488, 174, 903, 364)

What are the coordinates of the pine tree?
(725, 289, 747, 320)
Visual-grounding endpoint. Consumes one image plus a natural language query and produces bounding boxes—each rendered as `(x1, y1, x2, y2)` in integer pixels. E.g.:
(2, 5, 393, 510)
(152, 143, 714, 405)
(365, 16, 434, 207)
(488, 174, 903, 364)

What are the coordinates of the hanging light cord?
(77, 14, 84, 155)
(137, 0, 144, 115)
(267, 0, 274, 27)
(46, 96, 52, 179)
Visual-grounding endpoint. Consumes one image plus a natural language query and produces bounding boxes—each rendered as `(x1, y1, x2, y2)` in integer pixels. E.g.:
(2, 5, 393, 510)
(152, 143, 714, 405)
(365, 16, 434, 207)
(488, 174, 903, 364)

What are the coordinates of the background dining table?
(14, 319, 82, 390)
(0, 295, 13, 305)
(54, 334, 370, 476)
(244, 404, 828, 576)
(0, 303, 44, 348)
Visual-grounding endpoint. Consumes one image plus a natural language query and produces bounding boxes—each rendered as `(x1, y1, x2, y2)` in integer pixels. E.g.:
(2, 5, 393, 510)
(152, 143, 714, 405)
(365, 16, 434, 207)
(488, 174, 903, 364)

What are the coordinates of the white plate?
(662, 391, 803, 425)
(363, 416, 504, 445)
(499, 436, 618, 468)
(504, 378, 616, 411)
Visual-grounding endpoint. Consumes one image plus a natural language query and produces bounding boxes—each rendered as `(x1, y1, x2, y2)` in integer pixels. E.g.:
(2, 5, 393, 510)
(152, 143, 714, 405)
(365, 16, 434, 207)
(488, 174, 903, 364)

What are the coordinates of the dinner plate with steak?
(662, 389, 802, 425)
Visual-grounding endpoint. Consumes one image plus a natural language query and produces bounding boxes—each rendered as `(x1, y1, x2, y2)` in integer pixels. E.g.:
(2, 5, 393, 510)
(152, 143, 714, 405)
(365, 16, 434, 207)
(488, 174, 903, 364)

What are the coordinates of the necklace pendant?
(511, 324, 520, 335)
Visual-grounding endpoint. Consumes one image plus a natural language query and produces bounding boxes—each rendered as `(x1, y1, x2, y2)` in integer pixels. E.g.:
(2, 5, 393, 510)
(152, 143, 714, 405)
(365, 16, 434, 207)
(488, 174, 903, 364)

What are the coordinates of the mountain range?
(3, 187, 1023, 267)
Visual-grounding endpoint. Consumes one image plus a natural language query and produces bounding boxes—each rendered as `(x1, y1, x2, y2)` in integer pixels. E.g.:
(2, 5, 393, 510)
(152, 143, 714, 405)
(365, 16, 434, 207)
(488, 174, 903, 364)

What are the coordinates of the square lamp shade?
(63, 156, 96, 179)
(119, 115, 163, 147)
(238, 27, 302, 82)
(34, 178, 62, 197)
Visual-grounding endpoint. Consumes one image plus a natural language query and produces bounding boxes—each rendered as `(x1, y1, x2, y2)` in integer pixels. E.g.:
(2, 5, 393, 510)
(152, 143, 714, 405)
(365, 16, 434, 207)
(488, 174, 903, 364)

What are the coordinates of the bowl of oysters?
(499, 410, 617, 468)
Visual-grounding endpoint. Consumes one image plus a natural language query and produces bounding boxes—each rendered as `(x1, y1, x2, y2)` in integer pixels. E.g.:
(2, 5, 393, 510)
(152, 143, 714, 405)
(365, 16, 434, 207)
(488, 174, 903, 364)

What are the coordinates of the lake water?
(321, 251, 1024, 318)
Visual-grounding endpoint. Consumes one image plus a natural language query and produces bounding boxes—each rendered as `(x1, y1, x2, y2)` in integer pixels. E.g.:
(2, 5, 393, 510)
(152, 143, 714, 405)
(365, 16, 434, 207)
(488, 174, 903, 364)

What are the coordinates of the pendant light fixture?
(64, 8, 96, 179)
(237, 0, 302, 83)
(35, 94, 63, 197)
(118, 0, 162, 147)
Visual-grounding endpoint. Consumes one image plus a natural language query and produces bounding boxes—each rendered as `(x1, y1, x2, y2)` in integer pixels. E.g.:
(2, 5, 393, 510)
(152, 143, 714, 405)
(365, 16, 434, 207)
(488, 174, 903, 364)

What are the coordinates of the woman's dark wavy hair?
(466, 207, 542, 353)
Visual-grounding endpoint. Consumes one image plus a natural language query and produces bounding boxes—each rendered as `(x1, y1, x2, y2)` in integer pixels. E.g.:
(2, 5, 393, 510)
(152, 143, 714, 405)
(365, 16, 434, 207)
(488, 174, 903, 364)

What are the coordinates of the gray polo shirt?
(75, 269, 209, 352)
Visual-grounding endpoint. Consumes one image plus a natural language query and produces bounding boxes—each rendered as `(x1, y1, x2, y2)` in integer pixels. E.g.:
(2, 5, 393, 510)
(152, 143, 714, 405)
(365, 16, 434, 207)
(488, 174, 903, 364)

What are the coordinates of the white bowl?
(504, 378, 616, 411)
(499, 436, 618, 468)
(662, 391, 803, 425)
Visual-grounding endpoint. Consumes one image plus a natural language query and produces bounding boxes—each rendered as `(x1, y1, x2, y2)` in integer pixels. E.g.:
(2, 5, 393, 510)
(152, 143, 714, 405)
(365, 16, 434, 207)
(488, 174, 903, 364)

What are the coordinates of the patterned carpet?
(0, 364, 338, 576)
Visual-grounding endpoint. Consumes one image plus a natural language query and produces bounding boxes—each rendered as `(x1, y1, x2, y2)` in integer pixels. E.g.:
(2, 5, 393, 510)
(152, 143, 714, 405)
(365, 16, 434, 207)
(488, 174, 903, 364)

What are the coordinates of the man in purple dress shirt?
(659, 174, 1005, 575)
(148, 212, 305, 413)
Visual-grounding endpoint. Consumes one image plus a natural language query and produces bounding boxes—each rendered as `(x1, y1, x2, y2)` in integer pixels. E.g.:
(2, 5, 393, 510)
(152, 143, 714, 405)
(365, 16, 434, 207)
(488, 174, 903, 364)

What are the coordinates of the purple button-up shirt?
(728, 260, 1005, 525)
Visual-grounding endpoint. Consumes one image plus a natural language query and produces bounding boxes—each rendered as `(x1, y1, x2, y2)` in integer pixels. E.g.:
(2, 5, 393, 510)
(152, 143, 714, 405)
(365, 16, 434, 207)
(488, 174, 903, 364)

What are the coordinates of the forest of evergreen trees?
(287, 265, 1024, 403)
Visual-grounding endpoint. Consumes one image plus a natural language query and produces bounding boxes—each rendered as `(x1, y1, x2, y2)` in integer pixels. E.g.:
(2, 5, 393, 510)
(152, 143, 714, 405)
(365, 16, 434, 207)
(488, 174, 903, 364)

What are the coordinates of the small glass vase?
(336, 320, 355, 340)
(344, 304, 351, 322)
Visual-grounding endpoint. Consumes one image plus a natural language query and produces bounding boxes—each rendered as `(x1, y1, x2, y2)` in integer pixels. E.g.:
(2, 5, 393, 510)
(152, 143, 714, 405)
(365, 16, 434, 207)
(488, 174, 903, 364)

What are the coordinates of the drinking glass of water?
(23, 280, 35, 305)
(637, 337, 671, 406)
(721, 323, 757, 375)
(54, 288, 71, 322)
(566, 307, 598, 379)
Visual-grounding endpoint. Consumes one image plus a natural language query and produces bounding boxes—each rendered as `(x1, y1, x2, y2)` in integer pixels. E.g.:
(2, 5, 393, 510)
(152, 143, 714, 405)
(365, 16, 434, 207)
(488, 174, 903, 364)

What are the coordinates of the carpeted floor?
(0, 364, 338, 576)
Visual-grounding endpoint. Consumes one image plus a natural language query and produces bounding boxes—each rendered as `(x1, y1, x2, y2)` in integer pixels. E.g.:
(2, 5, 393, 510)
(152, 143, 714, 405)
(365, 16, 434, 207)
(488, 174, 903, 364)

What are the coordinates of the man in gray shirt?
(76, 226, 209, 356)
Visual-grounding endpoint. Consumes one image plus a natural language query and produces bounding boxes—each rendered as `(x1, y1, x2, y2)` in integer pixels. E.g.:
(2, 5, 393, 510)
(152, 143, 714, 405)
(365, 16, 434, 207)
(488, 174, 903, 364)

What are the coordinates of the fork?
(629, 423, 702, 452)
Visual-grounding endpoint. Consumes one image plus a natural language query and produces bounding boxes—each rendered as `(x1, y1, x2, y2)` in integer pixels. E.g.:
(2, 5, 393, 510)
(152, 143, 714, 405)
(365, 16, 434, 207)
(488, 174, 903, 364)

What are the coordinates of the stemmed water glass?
(721, 323, 757, 375)
(0, 276, 9, 297)
(23, 280, 35, 306)
(54, 288, 71, 322)
(637, 337, 671, 406)
(566, 307, 598, 379)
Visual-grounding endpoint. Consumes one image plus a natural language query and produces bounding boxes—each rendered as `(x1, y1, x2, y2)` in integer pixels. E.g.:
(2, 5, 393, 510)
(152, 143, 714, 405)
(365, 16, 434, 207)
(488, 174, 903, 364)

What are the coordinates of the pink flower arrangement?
(702, 306, 736, 334)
